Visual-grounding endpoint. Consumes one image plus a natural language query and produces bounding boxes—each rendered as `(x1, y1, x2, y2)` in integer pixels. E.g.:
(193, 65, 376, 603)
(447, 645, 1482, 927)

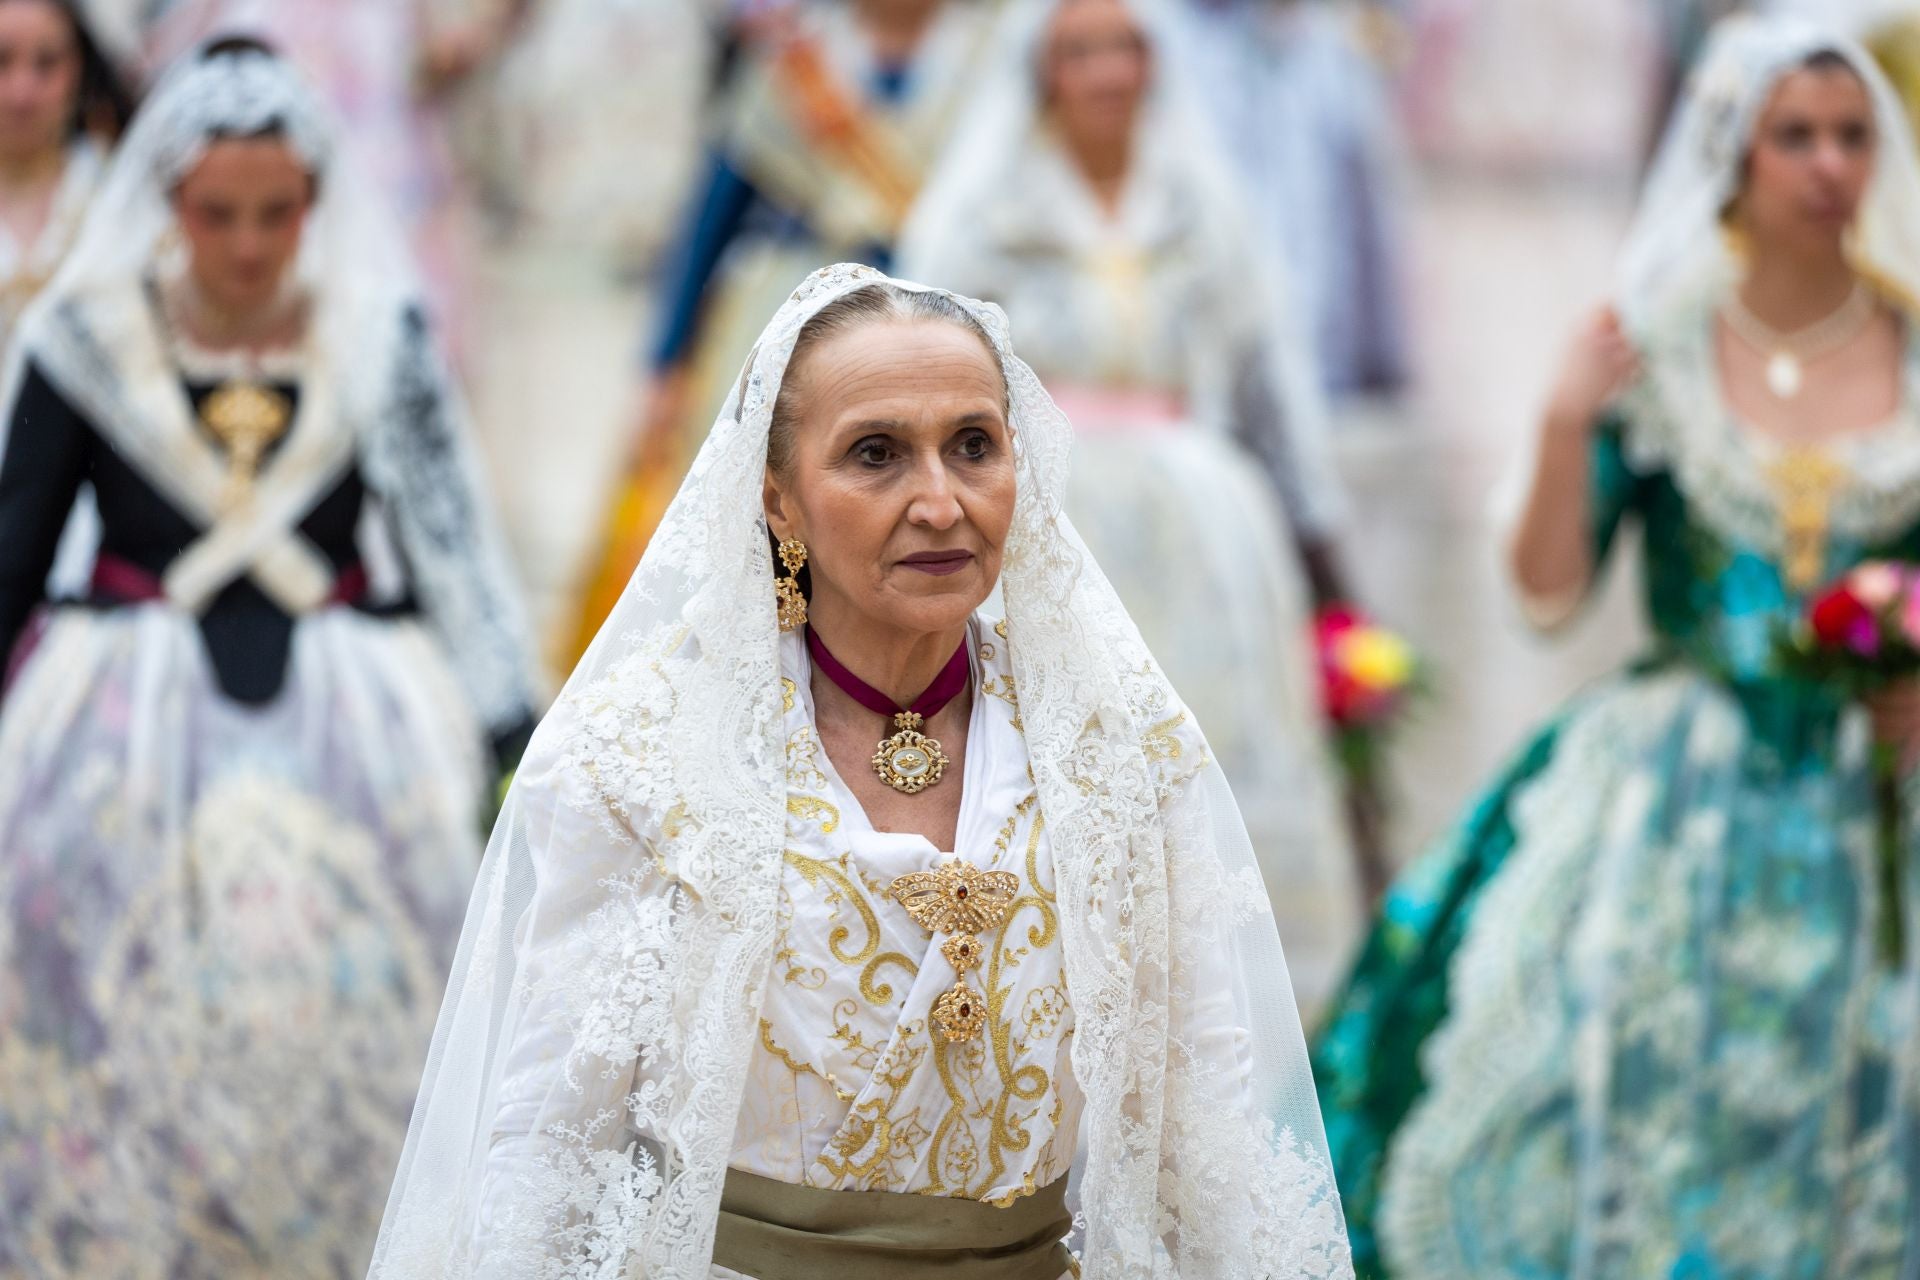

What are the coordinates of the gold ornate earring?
(775, 538, 809, 632)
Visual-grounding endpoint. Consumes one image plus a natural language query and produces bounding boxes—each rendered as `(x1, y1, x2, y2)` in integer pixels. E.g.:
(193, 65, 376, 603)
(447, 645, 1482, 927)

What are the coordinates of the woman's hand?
(1509, 305, 1640, 623)
(1867, 680, 1920, 773)
(1544, 307, 1641, 435)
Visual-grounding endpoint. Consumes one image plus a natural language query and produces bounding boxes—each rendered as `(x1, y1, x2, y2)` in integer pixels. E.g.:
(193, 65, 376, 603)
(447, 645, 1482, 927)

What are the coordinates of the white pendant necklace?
(1721, 281, 1876, 401)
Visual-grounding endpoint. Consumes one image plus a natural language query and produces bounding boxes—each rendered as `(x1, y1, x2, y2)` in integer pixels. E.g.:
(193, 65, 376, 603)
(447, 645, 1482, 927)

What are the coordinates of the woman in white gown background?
(0, 42, 536, 1277)
(898, 0, 1361, 1012)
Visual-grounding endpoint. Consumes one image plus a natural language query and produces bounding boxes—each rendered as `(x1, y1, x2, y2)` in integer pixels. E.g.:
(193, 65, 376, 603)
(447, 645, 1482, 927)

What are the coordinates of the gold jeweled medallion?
(872, 710, 950, 795)
(1767, 446, 1848, 593)
(931, 982, 989, 1043)
(891, 861, 1019, 1043)
(202, 379, 293, 511)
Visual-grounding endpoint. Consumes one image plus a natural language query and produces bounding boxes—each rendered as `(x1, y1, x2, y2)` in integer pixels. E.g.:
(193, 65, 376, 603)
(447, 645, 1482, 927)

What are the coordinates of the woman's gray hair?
(766, 282, 1007, 477)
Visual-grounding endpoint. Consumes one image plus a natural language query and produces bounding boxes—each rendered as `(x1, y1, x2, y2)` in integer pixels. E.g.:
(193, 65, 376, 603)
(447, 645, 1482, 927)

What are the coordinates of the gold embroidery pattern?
(785, 852, 882, 967)
(759, 629, 1074, 1203)
(786, 794, 840, 834)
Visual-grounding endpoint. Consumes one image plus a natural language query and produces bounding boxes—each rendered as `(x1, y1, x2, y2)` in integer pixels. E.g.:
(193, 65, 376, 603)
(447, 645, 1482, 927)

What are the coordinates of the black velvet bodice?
(0, 359, 380, 704)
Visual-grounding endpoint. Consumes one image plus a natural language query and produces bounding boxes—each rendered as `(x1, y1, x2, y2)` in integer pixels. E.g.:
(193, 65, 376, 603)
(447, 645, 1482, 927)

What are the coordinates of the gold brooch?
(891, 861, 1018, 1043)
(202, 379, 292, 511)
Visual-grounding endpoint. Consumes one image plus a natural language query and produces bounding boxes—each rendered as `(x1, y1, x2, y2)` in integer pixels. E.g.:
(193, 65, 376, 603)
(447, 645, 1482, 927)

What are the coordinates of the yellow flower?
(1337, 627, 1414, 694)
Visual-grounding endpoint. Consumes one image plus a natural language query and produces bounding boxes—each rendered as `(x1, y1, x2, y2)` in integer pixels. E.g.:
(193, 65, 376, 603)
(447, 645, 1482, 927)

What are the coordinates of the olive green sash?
(711, 1168, 1074, 1279)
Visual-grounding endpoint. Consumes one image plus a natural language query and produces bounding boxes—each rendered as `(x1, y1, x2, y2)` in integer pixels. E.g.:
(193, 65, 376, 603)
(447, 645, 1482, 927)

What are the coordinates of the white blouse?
(730, 616, 1083, 1203)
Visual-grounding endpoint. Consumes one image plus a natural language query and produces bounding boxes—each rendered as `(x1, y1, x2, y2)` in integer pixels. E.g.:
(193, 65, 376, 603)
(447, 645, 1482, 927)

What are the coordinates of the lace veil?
(1602, 15, 1920, 564)
(1618, 15, 1920, 337)
(5, 44, 535, 737)
(370, 262, 1352, 1278)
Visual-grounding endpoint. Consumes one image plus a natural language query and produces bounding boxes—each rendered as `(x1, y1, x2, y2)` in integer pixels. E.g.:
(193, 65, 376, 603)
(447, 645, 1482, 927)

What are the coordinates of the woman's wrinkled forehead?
(792, 315, 1008, 415)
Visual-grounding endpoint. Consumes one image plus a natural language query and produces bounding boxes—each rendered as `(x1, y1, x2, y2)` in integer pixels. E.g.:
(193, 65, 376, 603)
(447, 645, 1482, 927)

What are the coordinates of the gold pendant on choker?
(872, 710, 950, 795)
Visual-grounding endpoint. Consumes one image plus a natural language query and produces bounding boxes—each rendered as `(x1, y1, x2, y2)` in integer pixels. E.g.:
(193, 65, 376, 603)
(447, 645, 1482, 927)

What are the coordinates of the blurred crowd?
(8, 0, 1920, 1275)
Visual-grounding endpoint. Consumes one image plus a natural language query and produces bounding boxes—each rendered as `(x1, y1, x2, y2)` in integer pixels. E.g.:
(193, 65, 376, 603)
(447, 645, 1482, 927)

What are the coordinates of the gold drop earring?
(775, 538, 809, 632)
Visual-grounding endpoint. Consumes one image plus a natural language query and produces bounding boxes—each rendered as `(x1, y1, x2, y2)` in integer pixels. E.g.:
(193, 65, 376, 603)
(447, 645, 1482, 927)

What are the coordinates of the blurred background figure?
(1177, 0, 1411, 399)
(0, 0, 128, 350)
(900, 0, 1364, 1014)
(1319, 16, 1920, 1276)
(562, 0, 994, 667)
(445, 0, 711, 678)
(1334, 0, 1664, 862)
(0, 42, 534, 1276)
(1394, 0, 1660, 178)
(90, 0, 506, 332)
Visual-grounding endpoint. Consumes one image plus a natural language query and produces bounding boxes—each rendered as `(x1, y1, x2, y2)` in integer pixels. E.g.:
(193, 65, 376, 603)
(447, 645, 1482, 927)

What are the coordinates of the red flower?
(1315, 605, 1362, 641)
(1809, 585, 1873, 650)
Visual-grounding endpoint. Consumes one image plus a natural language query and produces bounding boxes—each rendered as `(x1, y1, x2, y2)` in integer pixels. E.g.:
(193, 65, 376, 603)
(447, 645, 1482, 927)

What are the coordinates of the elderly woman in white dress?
(369, 264, 1354, 1278)
(898, 0, 1363, 1010)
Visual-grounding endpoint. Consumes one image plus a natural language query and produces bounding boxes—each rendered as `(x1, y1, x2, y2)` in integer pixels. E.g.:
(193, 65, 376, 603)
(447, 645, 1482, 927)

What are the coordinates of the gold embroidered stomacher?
(890, 860, 1018, 1043)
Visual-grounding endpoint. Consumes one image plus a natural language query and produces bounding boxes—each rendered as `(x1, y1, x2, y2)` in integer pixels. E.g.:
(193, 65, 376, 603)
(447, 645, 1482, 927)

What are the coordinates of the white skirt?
(0, 603, 485, 1279)
(1066, 427, 1360, 1013)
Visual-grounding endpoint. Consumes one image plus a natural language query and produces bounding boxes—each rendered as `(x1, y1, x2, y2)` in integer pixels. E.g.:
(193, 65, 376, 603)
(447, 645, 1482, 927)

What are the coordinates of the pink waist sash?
(1045, 381, 1187, 435)
(90, 553, 370, 608)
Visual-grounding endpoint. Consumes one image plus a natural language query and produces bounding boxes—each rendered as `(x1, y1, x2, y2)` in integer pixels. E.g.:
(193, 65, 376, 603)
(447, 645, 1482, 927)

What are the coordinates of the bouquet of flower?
(1316, 605, 1423, 784)
(1775, 560, 1920, 965)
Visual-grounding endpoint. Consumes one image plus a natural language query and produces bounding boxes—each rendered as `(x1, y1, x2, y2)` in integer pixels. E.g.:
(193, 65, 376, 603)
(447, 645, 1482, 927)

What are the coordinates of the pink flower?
(1848, 616, 1883, 657)
(1849, 561, 1904, 610)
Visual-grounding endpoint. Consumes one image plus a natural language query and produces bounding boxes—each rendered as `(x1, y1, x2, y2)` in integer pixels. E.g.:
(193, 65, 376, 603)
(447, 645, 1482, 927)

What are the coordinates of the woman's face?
(1738, 63, 1877, 257)
(172, 137, 314, 315)
(0, 0, 79, 162)
(764, 318, 1015, 641)
(1042, 0, 1149, 155)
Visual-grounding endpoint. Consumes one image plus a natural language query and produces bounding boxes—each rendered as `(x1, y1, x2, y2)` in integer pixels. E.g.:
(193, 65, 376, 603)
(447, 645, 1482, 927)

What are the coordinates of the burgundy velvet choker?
(805, 627, 969, 795)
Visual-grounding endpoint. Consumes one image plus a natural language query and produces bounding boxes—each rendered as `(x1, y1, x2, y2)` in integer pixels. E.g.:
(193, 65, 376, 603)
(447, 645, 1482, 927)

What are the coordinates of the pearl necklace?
(1721, 281, 1877, 400)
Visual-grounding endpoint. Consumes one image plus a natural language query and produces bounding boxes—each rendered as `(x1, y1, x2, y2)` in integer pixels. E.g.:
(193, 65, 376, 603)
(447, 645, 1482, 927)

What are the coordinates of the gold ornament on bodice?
(890, 860, 1019, 1043)
(1767, 445, 1850, 593)
(202, 378, 293, 511)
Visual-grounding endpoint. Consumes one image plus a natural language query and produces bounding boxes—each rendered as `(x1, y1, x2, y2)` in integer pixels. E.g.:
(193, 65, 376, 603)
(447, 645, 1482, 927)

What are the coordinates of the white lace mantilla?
(370, 263, 1353, 1278)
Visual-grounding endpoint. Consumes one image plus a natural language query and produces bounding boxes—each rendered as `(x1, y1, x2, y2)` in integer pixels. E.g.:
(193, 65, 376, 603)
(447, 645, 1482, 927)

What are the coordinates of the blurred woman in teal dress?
(1315, 15, 1920, 1278)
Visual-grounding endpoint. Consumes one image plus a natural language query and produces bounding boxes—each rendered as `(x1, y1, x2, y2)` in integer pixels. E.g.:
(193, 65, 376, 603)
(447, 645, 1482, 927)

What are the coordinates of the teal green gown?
(1313, 398, 1920, 1279)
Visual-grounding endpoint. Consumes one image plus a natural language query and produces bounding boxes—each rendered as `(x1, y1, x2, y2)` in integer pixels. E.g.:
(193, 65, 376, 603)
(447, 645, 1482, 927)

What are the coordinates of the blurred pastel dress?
(1178, 0, 1410, 395)
(899, 0, 1359, 1012)
(0, 49, 536, 1278)
(1313, 19, 1920, 1278)
(448, 0, 711, 671)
